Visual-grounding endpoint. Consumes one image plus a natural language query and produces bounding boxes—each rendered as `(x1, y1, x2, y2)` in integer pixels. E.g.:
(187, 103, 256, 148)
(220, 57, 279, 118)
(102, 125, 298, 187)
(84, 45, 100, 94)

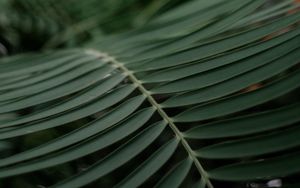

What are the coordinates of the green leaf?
(155, 157, 192, 188)
(128, 9, 300, 69)
(0, 107, 154, 171)
(0, 96, 146, 177)
(0, 62, 113, 102)
(141, 28, 300, 83)
(0, 50, 86, 79)
(162, 46, 300, 107)
(151, 35, 300, 93)
(0, 73, 127, 127)
(184, 103, 300, 139)
(196, 125, 300, 159)
(0, 84, 136, 139)
(51, 121, 167, 188)
(208, 152, 300, 181)
(116, 138, 179, 188)
(174, 70, 300, 122)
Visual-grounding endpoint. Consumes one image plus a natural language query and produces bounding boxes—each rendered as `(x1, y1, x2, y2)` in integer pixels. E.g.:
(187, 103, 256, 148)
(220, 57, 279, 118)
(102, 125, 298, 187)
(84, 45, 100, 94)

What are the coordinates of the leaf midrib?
(85, 49, 214, 188)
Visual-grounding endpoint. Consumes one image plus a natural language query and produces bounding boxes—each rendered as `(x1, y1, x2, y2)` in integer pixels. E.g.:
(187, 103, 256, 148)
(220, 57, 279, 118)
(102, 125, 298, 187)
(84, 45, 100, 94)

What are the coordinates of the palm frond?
(0, 0, 300, 187)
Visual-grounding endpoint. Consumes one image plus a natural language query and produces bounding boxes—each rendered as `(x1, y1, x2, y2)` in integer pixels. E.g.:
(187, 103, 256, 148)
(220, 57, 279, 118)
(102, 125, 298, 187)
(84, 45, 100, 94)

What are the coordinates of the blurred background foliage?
(0, 0, 190, 54)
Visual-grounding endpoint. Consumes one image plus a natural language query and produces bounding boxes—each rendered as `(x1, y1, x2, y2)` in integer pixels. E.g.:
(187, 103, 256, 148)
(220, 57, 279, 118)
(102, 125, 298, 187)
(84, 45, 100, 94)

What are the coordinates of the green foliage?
(0, 0, 184, 52)
(0, 0, 300, 188)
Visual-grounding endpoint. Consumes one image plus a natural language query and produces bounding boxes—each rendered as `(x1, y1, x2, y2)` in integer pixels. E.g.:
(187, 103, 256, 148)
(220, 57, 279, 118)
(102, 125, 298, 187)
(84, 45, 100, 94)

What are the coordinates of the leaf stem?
(86, 49, 214, 188)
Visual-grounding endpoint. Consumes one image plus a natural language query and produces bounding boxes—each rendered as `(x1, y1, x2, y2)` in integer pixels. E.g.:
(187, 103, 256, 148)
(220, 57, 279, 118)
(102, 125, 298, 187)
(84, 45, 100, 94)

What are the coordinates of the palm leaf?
(0, 0, 300, 187)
